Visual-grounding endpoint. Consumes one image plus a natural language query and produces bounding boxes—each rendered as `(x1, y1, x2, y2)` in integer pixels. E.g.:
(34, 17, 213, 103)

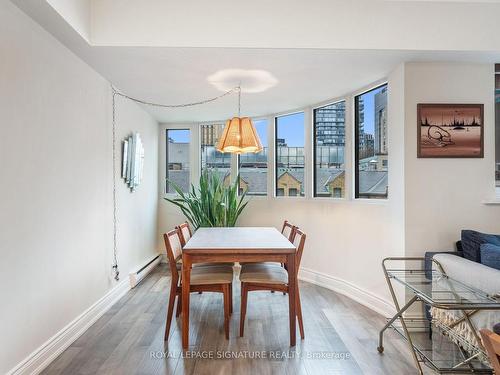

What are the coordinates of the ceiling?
(10, 0, 500, 123)
(83, 48, 500, 122)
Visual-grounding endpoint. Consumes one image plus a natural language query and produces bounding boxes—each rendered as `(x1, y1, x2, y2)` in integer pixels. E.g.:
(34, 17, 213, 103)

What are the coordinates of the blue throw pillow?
(480, 243, 500, 271)
(461, 230, 500, 263)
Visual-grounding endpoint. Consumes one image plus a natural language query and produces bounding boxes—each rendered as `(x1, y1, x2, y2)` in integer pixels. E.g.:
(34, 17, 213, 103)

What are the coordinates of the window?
(313, 101, 345, 198)
(275, 112, 305, 197)
(355, 84, 388, 199)
(238, 119, 268, 196)
(200, 124, 231, 181)
(166, 129, 190, 193)
(496, 64, 500, 195)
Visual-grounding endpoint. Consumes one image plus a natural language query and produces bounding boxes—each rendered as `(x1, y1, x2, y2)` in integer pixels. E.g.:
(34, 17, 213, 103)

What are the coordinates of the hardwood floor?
(42, 265, 428, 375)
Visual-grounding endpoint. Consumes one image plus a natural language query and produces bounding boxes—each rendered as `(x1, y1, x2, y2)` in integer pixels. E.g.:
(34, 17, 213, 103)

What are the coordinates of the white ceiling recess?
(14, 0, 500, 51)
(89, 0, 500, 51)
(10, 0, 500, 122)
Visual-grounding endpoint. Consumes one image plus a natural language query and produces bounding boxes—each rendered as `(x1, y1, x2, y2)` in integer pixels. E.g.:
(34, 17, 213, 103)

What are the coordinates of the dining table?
(181, 226, 298, 349)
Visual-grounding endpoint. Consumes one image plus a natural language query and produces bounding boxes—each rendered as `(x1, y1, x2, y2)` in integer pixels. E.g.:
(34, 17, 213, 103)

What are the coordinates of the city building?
(315, 102, 345, 146)
(200, 123, 223, 146)
(375, 86, 388, 156)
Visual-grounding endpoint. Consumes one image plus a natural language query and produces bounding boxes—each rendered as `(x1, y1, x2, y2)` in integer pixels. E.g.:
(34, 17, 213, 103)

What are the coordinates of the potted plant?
(165, 169, 248, 229)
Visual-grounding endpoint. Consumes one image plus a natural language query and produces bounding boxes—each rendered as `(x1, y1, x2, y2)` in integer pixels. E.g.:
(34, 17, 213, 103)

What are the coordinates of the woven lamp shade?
(216, 117, 263, 154)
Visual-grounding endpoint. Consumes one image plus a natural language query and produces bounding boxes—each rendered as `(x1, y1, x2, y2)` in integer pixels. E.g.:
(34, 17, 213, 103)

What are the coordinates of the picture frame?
(417, 103, 484, 158)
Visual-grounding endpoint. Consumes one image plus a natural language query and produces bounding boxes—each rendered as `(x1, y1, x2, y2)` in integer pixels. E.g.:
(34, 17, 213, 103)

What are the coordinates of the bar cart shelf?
(379, 257, 500, 374)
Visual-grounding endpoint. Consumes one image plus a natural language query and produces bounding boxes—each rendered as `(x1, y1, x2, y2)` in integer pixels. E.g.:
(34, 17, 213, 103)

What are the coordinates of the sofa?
(424, 230, 500, 361)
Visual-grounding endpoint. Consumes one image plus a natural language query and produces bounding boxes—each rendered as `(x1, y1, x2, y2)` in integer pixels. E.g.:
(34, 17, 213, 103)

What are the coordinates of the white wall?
(404, 63, 500, 257)
(0, 2, 158, 373)
(158, 68, 407, 316)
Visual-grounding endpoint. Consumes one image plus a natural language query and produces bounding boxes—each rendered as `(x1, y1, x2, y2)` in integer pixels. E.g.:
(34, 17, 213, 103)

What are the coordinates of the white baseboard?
(298, 267, 395, 318)
(7, 279, 130, 375)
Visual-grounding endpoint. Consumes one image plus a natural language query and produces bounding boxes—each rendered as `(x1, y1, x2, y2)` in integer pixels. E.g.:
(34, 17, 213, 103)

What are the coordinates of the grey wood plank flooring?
(41, 265, 427, 375)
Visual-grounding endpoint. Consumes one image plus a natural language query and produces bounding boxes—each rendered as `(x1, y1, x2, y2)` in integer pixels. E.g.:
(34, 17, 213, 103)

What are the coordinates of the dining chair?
(176, 221, 234, 269)
(176, 221, 192, 246)
(239, 228, 306, 339)
(280, 220, 297, 270)
(175, 221, 234, 301)
(242, 220, 296, 266)
(241, 220, 297, 295)
(480, 329, 500, 373)
(281, 220, 296, 241)
(163, 228, 234, 341)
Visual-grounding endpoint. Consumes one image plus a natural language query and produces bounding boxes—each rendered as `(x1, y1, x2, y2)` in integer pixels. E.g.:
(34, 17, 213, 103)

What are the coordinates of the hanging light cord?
(111, 88, 119, 281)
(112, 85, 239, 109)
(237, 86, 242, 117)
(110, 84, 240, 281)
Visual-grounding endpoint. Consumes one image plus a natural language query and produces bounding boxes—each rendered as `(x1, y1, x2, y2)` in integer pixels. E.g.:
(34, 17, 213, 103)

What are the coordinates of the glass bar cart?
(379, 257, 500, 374)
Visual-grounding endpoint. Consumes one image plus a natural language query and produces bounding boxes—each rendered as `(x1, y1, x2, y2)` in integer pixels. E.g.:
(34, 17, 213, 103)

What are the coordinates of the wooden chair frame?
(480, 329, 500, 373)
(240, 228, 306, 340)
(176, 221, 192, 247)
(163, 229, 233, 342)
(281, 220, 296, 241)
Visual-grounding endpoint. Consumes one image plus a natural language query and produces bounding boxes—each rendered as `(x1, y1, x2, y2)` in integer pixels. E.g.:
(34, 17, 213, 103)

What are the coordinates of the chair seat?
(190, 265, 234, 285)
(240, 263, 289, 285)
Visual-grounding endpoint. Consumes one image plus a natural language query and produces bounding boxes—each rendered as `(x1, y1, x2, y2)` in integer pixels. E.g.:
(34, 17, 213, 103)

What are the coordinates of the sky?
(253, 119, 268, 146)
(168, 129, 190, 143)
(276, 112, 305, 147)
(362, 91, 376, 135)
(167, 85, 386, 145)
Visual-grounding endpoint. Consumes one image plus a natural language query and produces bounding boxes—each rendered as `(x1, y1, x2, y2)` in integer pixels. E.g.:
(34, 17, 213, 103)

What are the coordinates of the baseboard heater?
(129, 254, 161, 288)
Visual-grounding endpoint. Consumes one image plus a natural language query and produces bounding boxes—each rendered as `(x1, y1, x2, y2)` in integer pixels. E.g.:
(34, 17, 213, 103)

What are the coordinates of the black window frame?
(495, 64, 500, 193)
(274, 116, 279, 196)
(200, 123, 230, 175)
(237, 118, 268, 197)
(166, 128, 190, 194)
(354, 83, 388, 199)
(274, 112, 305, 197)
(312, 100, 346, 198)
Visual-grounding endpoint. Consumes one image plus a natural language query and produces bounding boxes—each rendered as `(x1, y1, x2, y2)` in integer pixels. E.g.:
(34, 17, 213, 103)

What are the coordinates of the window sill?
(352, 198, 389, 205)
(245, 195, 269, 200)
(482, 199, 500, 205)
(273, 196, 307, 200)
(310, 196, 346, 201)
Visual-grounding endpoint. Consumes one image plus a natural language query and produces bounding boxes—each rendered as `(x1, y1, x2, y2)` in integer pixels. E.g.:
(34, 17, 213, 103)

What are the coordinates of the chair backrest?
(163, 229, 183, 279)
(281, 220, 296, 242)
(480, 329, 500, 373)
(177, 221, 192, 247)
(291, 228, 306, 273)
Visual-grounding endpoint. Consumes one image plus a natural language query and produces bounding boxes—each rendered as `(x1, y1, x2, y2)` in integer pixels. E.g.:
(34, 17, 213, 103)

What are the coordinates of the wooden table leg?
(182, 253, 191, 349)
(287, 253, 296, 347)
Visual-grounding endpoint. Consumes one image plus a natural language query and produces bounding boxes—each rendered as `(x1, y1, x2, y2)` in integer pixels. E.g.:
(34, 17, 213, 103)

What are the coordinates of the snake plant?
(165, 169, 248, 229)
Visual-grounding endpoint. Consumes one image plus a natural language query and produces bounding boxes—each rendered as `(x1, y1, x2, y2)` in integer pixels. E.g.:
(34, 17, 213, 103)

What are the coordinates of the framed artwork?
(417, 103, 484, 158)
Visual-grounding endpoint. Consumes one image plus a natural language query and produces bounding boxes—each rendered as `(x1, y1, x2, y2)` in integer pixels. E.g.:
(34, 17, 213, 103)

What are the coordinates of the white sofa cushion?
(431, 253, 500, 360)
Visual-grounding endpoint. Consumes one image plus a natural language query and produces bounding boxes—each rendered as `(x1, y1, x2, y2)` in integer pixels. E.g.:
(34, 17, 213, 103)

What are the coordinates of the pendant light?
(216, 87, 263, 154)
